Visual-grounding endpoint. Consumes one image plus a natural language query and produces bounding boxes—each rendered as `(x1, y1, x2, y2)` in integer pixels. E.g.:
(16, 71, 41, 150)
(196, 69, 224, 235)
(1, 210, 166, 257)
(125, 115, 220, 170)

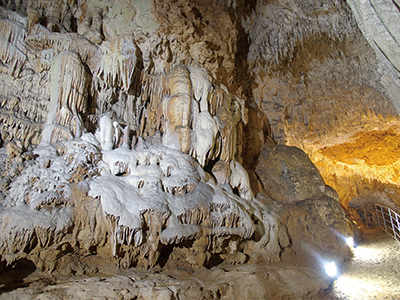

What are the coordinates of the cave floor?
(325, 228, 400, 300)
(0, 255, 330, 299)
(1, 228, 399, 299)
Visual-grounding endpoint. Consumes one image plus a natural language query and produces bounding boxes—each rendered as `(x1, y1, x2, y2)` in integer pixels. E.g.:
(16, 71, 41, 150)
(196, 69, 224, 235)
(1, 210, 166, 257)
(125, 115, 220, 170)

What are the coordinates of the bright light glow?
(353, 246, 380, 261)
(346, 237, 354, 248)
(330, 230, 400, 298)
(335, 275, 383, 297)
(325, 261, 337, 277)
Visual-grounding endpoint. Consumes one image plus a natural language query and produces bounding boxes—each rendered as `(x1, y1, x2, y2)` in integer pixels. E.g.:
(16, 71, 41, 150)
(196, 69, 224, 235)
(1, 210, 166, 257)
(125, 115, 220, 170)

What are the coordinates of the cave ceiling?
(0, 0, 400, 295)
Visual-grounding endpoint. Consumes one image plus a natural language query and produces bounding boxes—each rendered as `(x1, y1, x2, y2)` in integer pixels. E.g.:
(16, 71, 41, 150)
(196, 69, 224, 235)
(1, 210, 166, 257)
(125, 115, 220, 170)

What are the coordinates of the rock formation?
(1, 0, 398, 298)
(244, 0, 400, 221)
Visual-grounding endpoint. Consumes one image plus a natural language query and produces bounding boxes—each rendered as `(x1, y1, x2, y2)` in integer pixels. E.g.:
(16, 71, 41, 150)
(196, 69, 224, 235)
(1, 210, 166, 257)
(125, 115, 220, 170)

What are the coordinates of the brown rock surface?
(0, 258, 333, 300)
(255, 144, 338, 203)
(245, 0, 400, 216)
(3, 0, 398, 298)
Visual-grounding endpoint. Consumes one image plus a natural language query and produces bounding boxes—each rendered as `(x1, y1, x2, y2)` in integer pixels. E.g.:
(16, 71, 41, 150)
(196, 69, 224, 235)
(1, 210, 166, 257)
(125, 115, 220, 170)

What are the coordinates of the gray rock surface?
(347, 0, 400, 113)
(0, 260, 333, 300)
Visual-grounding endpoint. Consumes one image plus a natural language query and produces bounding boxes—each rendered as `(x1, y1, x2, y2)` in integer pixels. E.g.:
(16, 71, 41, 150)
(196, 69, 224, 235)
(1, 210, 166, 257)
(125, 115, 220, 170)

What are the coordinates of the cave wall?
(0, 0, 396, 282)
(0, 0, 280, 272)
(242, 0, 400, 210)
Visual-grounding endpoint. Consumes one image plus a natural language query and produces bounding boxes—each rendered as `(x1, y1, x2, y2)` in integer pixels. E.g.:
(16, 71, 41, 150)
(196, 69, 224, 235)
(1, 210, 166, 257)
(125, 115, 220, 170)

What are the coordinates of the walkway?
(327, 228, 400, 299)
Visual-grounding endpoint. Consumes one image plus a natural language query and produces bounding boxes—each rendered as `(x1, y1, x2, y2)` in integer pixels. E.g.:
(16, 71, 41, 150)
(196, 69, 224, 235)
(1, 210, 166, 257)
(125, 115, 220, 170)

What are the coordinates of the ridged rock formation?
(2, 0, 398, 298)
(347, 0, 400, 113)
(242, 0, 400, 222)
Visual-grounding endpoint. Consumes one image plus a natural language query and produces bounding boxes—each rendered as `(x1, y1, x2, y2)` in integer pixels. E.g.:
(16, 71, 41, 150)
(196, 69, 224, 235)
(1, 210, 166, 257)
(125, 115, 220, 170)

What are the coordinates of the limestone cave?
(0, 0, 400, 299)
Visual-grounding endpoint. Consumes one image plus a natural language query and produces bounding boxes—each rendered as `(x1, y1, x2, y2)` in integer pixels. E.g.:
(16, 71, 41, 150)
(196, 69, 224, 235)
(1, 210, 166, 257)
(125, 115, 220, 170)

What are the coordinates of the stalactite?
(0, 111, 42, 147)
(25, 32, 97, 69)
(77, 4, 104, 44)
(141, 73, 168, 136)
(42, 51, 90, 143)
(162, 64, 193, 153)
(87, 145, 271, 258)
(0, 7, 27, 76)
(90, 38, 140, 92)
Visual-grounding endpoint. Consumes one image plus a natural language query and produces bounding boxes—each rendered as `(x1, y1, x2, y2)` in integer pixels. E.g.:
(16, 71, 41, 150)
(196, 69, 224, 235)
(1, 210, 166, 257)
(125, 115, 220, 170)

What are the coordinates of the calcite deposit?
(0, 0, 399, 298)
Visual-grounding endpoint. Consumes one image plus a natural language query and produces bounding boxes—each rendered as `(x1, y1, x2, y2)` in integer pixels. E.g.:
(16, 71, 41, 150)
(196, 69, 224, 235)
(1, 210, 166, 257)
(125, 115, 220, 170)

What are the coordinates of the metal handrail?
(375, 204, 400, 243)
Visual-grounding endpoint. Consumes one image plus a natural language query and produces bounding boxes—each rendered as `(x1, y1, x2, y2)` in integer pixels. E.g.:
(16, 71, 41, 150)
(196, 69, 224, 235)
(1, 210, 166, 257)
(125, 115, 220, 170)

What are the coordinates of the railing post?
(375, 204, 381, 227)
(382, 206, 388, 234)
(390, 208, 395, 237)
(392, 209, 400, 242)
(374, 204, 400, 243)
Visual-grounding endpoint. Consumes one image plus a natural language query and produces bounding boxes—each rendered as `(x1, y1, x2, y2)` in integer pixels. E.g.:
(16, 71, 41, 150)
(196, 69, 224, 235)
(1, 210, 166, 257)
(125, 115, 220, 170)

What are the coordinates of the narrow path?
(327, 228, 400, 299)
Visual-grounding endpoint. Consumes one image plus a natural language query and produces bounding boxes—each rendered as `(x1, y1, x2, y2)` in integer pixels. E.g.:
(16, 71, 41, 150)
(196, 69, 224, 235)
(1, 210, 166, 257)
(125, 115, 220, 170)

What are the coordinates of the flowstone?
(0, 132, 293, 271)
(0, 1, 355, 298)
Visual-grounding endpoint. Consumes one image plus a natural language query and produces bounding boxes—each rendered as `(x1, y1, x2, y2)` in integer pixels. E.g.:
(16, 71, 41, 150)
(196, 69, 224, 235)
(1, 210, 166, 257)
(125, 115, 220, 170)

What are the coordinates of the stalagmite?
(230, 160, 254, 200)
(192, 110, 219, 166)
(189, 65, 213, 112)
(0, 133, 100, 260)
(87, 145, 266, 259)
(212, 161, 231, 185)
(95, 115, 114, 151)
(0, 3, 357, 295)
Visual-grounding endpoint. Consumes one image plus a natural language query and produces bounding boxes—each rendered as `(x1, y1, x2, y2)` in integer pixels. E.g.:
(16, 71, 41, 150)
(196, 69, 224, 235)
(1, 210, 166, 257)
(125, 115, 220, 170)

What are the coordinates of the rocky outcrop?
(0, 260, 336, 299)
(239, 0, 400, 220)
(0, 127, 351, 280)
(254, 144, 352, 263)
(255, 145, 338, 204)
(0, 0, 370, 298)
(347, 0, 400, 114)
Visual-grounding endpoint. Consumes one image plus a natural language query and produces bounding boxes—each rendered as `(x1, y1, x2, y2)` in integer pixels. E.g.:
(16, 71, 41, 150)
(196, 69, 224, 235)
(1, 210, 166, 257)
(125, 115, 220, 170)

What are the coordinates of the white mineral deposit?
(1, 0, 400, 299)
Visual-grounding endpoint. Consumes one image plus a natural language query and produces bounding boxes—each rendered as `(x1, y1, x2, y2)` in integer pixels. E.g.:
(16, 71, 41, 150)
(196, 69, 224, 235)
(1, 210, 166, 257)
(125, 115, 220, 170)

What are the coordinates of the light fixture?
(325, 261, 337, 277)
(346, 237, 354, 248)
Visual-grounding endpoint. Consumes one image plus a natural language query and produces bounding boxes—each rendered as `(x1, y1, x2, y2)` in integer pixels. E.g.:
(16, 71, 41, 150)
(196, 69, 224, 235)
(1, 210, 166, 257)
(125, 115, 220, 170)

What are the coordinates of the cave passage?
(325, 228, 400, 299)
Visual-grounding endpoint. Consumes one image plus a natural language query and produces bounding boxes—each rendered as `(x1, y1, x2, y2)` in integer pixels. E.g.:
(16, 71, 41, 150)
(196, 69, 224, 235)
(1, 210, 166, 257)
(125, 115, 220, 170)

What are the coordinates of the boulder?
(255, 145, 338, 203)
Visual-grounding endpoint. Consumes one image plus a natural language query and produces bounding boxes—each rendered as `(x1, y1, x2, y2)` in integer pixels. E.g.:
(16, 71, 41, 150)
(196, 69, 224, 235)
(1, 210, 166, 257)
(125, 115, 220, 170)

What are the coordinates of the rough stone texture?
(255, 145, 338, 204)
(306, 125, 400, 209)
(2, 0, 396, 298)
(247, 0, 397, 144)
(0, 260, 333, 300)
(347, 0, 400, 114)
(242, 0, 400, 219)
